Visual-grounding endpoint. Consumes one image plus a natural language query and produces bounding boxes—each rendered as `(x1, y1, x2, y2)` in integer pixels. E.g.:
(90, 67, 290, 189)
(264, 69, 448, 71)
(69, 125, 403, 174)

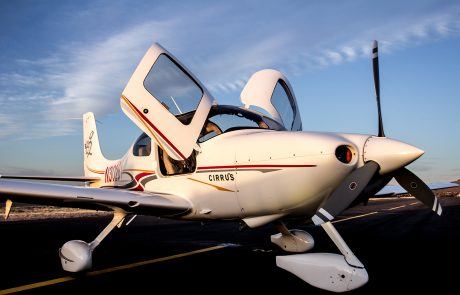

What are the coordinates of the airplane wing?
(0, 175, 99, 182)
(375, 181, 459, 197)
(0, 179, 191, 217)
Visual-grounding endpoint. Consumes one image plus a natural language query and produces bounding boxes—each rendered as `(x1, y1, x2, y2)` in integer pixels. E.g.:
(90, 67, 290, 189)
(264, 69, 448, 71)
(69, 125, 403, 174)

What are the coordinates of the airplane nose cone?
(363, 137, 424, 174)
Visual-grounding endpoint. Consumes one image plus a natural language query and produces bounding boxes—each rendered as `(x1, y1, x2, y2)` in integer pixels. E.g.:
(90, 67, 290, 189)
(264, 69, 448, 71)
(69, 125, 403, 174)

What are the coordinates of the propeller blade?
(372, 40, 385, 137)
(312, 161, 380, 225)
(394, 168, 442, 216)
(353, 174, 393, 206)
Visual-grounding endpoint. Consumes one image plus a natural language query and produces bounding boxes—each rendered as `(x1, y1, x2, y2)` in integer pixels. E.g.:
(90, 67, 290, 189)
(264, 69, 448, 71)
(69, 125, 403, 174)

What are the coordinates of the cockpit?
(132, 105, 285, 175)
(178, 105, 285, 142)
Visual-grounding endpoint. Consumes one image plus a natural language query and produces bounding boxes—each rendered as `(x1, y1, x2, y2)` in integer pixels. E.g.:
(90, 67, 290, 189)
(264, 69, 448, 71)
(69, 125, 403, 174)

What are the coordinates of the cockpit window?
(133, 133, 151, 156)
(208, 114, 260, 133)
(197, 106, 285, 143)
(143, 54, 203, 123)
(270, 80, 296, 129)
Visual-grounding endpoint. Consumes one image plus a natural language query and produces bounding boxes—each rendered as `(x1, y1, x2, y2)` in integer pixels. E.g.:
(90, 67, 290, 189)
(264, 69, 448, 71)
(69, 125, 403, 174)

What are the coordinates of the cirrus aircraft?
(0, 41, 445, 292)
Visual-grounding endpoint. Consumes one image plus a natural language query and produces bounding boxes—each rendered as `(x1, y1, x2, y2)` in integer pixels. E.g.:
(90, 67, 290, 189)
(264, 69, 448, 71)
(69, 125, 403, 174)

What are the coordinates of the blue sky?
(0, 0, 459, 182)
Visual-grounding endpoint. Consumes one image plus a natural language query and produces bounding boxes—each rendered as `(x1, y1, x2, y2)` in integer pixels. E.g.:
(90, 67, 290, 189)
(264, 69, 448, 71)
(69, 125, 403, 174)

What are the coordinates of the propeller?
(311, 40, 442, 225)
(312, 161, 379, 225)
(372, 40, 442, 215)
(394, 168, 442, 215)
(372, 40, 385, 137)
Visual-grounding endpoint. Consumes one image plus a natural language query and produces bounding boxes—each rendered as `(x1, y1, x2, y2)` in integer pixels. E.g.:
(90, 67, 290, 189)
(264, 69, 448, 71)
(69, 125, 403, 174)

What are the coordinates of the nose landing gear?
(276, 221, 368, 292)
(271, 222, 314, 253)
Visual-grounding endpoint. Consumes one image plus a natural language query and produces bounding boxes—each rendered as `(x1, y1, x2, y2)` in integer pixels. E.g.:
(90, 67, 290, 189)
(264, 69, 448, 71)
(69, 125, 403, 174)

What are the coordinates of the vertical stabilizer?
(83, 112, 107, 177)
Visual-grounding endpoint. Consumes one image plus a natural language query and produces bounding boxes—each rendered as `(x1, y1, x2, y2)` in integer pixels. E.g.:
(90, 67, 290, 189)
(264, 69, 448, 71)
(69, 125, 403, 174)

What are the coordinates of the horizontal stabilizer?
(0, 175, 100, 182)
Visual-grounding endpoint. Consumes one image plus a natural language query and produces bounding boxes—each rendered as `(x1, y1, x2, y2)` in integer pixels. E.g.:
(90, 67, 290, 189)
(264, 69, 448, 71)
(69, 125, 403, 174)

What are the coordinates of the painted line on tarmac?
(386, 204, 407, 211)
(334, 201, 421, 223)
(0, 245, 227, 294)
(332, 211, 379, 223)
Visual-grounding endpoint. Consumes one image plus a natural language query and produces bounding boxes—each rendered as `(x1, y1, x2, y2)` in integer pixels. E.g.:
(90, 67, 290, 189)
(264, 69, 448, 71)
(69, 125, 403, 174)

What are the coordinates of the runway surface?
(1, 196, 460, 294)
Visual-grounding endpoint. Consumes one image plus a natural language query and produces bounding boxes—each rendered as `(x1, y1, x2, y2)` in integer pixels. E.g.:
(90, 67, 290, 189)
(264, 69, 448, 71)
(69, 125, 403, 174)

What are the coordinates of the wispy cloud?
(1, 1, 460, 139)
(0, 19, 178, 139)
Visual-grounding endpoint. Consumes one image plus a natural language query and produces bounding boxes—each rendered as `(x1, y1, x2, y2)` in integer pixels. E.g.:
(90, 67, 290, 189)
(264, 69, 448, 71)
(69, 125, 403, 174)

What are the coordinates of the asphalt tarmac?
(1, 196, 460, 294)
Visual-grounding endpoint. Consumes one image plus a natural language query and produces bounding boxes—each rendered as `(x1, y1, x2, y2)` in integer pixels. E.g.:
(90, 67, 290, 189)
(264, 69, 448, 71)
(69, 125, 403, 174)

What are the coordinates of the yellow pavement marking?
(0, 245, 226, 294)
(1, 277, 75, 295)
(333, 211, 379, 223)
(333, 200, 420, 224)
(386, 205, 407, 211)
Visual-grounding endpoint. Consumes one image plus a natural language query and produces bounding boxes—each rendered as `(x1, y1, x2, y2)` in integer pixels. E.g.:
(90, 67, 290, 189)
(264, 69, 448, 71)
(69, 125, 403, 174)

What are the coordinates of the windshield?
(196, 106, 285, 142)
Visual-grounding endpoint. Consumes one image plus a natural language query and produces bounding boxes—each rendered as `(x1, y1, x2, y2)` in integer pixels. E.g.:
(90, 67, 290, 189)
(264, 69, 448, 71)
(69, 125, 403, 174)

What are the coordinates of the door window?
(133, 133, 151, 157)
(270, 81, 296, 129)
(144, 54, 203, 120)
(121, 44, 215, 161)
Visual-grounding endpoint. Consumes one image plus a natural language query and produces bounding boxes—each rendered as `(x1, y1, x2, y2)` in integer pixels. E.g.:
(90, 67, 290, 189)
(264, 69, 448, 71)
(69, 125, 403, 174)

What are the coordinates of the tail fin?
(83, 112, 107, 177)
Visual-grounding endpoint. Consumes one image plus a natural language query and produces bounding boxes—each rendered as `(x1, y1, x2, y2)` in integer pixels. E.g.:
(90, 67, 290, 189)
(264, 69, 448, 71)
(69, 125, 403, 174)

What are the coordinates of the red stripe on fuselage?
(197, 164, 316, 170)
(135, 172, 155, 182)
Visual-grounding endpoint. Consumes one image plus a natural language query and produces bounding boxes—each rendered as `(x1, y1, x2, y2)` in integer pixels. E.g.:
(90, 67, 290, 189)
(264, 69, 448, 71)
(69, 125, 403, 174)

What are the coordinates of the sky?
(0, 0, 459, 182)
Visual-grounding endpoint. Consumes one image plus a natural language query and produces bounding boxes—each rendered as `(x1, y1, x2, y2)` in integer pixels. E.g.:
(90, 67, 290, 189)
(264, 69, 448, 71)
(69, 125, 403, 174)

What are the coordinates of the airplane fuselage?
(91, 130, 368, 222)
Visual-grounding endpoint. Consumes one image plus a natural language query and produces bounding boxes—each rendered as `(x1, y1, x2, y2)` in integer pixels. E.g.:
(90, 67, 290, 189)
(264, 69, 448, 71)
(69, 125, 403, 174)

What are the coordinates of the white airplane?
(0, 41, 444, 292)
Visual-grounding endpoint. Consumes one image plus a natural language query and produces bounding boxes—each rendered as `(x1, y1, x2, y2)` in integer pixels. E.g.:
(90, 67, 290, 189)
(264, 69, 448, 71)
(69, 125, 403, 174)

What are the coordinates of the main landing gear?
(59, 211, 127, 272)
(274, 221, 368, 292)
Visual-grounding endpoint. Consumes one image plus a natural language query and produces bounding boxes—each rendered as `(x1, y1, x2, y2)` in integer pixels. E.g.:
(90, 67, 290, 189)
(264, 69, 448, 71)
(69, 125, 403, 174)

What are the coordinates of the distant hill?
(438, 179, 460, 195)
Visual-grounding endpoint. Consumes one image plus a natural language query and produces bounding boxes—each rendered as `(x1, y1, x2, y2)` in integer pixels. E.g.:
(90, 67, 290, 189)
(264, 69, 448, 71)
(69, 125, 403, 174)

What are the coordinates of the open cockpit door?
(121, 43, 215, 161)
(240, 69, 302, 131)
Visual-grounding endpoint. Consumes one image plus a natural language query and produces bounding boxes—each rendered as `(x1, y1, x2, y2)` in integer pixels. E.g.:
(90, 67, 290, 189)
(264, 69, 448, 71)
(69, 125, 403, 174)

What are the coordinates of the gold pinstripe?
(85, 166, 105, 175)
(187, 177, 235, 192)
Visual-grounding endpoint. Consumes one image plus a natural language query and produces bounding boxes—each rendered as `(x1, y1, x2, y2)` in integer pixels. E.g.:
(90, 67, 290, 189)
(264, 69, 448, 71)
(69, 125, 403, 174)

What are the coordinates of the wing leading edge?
(0, 179, 191, 217)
